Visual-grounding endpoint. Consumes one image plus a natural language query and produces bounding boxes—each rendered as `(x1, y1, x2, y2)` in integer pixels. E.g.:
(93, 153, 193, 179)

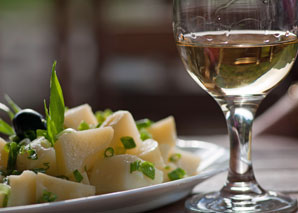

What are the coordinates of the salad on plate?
(0, 62, 201, 208)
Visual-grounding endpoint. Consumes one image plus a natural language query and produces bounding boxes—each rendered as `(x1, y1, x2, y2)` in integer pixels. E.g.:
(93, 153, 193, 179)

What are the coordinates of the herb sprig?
(43, 61, 65, 146)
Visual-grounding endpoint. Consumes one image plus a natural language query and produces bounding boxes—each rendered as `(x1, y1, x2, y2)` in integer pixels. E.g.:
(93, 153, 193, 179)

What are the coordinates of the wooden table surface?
(147, 134, 298, 213)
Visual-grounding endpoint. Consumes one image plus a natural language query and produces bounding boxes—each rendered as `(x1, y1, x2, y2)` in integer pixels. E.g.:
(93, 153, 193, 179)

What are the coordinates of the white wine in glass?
(173, 0, 298, 212)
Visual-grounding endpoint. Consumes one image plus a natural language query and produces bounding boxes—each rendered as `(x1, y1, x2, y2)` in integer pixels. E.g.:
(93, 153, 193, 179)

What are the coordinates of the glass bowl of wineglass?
(173, 0, 298, 212)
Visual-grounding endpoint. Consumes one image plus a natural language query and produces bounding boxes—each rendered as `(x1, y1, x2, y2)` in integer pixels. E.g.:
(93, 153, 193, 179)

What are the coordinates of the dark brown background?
(0, 0, 297, 136)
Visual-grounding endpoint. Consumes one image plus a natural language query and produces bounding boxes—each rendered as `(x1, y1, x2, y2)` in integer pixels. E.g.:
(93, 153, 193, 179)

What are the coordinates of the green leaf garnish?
(139, 129, 152, 141)
(169, 153, 182, 163)
(104, 147, 114, 158)
(95, 109, 113, 126)
(44, 61, 65, 145)
(38, 190, 57, 203)
(0, 184, 10, 207)
(0, 119, 14, 136)
(120, 136, 136, 149)
(78, 121, 90, 131)
(0, 103, 14, 120)
(139, 161, 155, 180)
(136, 119, 153, 130)
(130, 160, 155, 180)
(168, 168, 186, 181)
(73, 169, 83, 183)
(4, 95, 21, 114)
(130, 160, 141, 173)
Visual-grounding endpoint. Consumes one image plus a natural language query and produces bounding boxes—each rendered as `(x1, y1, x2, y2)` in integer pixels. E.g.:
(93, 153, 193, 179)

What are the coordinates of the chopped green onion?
(168, 168, 186, 181)
(139, 129, 152, 141)
(95, 109, 113, 126)
(73, 169, 83, 183)
(136, 118, 153, 130)
(130, 160, 141, 173)
(78, 121, 90, 131)
(104, 147, 114, 158)
(0, 184, 10, 207)
(0, 119, 14, 136)
(120, 136, 136, 149)
(38, 190, 57, 203)
(169, 153, 182, 163)
(130, 161, 155, 180)
(140, 161, 155, 180)
(4, 95, 21, 114)
(26, 145, 38, 160)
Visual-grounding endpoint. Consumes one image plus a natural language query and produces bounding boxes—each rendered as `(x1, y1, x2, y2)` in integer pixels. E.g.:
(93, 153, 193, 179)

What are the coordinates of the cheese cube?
(89, 154, 163, 194)
(137, 139, 165, 170)
(54, 127, 113, 177)
(17, 137, 57, 175)
(7, 171, 36, 206)
(64, 104, 98, 130)
(101, 111, 142, 155)
(36, 172, 95, 202)
(169, 148, 201, 176)
(147, 116, 177, 161)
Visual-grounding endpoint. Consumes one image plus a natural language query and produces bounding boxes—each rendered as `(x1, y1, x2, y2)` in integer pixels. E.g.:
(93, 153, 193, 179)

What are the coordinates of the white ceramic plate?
(0, 139, 229, 213)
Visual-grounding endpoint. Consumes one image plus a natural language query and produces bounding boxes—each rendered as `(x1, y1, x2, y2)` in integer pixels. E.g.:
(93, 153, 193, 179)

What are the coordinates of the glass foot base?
(185, 191, 297, 213)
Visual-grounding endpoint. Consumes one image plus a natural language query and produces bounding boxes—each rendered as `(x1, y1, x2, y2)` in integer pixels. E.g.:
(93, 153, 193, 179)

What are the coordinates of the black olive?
(12, 109, 47, 141)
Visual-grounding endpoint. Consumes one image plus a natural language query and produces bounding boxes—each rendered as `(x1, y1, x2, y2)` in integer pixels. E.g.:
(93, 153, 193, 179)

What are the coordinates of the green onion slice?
(140, 161, 155, 180)
(130, 160, 141, 173)
(38, 190, 57, 203)
(136, 119, 153, 130)
(120, 136, 136, 149)
(73, 169, 83, 183)
(169, 153, 182, 163)
(130, 160, 155, 180)
(104, 147, 114, 158)
(168, 168, 186, 181)
(78, 121, 90, 131)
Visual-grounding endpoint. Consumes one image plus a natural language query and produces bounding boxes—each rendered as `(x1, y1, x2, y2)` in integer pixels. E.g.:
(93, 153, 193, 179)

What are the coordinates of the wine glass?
(173, 0, 298, 212)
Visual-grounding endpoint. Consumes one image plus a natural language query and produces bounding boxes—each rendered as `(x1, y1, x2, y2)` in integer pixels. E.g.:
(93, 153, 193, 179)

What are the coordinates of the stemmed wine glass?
(173, 0, 298, 212)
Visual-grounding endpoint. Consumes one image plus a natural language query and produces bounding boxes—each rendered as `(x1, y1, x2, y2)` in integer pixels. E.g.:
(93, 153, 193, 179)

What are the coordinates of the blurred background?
(0, 0, 297, 136)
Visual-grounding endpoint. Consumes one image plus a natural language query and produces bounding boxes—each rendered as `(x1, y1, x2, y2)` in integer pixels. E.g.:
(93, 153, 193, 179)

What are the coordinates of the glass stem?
(216, 95, 265, 195)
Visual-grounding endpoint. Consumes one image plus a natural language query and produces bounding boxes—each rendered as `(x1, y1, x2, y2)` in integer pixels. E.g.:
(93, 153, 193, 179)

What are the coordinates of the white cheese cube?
(64, 104, 98, 130)
(147, 116, 177, 161)
(101, 111, 142, 155)
(17, 137, 57, 175)
(137, 139, 165, 170)
(54, 127, 113, 177)
(89, 154, 163, 194)
(36, 172, 95, 202)
(7, 170, 37, 206)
